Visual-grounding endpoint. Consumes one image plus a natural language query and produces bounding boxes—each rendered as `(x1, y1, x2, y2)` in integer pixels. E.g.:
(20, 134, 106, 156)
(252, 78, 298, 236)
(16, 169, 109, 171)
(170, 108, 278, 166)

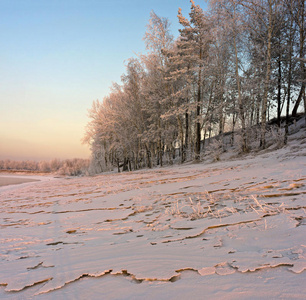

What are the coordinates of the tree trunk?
(292, 86, 305, 116)
(123, 157, 128, 172)
(195, 100, 201, 160)
(195, 69, 202, 161)
(256, 97, 260, 125)
(260, 10, 273, 149)
(157, 141, 163, 167)
(184, 110, 189, 155)
(234, 34, 248, 152)
(277, 57, 282, 127)
(285, 1, 294, 144)
(285, 70, 292, 145)
(117, 159, 120, 173)
(231, 112, 236, 146)
(145, 145, 152, 168)
(291, 0, 305, 116)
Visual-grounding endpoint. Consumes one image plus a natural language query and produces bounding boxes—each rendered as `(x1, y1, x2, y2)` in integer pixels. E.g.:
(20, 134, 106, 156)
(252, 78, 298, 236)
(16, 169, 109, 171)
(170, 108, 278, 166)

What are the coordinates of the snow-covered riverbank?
(0, 125, 305, 299)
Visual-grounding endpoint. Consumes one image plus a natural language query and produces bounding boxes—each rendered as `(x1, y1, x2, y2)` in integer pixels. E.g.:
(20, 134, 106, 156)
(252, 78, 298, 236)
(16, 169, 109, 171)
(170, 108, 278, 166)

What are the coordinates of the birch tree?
(240, 0, 283, 148)
(210, 0, 249, 151)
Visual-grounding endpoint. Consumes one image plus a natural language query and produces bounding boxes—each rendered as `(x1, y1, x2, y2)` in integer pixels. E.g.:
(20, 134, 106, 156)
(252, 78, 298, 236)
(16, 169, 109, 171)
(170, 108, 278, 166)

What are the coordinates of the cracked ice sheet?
(1, 209, 305, 296)
(1, 267, 305, 300)
(0, 138, 305, 298)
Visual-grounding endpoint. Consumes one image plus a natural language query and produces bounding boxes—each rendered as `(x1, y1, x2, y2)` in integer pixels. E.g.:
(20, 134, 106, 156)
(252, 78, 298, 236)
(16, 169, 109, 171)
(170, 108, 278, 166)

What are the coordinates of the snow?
(0, 122, 305, 299)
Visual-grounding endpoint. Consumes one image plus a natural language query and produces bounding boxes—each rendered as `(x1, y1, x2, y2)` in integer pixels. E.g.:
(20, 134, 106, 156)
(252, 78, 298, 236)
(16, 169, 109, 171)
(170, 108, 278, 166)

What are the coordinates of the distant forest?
(0, 159, 90, 176)
(82, 0, 305, 173)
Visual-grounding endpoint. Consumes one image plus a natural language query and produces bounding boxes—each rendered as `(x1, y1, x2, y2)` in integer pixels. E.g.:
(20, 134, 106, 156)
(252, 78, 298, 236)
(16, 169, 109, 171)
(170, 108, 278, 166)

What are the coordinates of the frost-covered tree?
(83, 0, 302, 173)
(239, 0, 284, 148)
(175, 0, 212, 161)
(142, 11, 174, 166)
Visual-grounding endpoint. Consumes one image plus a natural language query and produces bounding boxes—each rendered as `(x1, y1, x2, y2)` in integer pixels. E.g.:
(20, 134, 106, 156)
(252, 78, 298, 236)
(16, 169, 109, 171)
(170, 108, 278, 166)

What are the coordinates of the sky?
(0, 0, 208, 161)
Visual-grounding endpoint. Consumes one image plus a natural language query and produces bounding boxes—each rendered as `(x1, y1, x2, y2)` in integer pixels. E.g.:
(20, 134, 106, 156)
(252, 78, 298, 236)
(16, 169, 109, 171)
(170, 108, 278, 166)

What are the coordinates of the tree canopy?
(83, 0, 305, 173)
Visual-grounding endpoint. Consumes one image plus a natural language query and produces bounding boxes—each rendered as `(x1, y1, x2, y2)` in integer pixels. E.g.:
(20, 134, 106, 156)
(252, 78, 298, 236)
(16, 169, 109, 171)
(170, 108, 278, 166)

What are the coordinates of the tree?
(210, 0, 249, 152)
(291, 0, 305, 116)
(142, 11, 174, 166)
(177, 0, 211, 161)
(240, 0, 284, 148)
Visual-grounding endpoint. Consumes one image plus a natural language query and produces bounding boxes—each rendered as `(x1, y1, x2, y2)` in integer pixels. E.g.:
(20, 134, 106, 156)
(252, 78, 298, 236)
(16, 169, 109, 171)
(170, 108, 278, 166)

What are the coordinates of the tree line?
(0, 158, 90, 176)
(83, 0, 305, 173)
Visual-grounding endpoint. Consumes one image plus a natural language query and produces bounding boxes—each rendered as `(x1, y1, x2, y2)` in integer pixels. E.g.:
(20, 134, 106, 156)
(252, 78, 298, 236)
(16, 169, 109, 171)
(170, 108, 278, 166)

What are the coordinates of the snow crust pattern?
(0, 127, 306, 299)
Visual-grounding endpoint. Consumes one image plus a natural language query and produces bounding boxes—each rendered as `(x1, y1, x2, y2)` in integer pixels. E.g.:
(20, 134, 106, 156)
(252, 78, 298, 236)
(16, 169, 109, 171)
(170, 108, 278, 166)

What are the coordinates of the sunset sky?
(0, 0, 207, 161)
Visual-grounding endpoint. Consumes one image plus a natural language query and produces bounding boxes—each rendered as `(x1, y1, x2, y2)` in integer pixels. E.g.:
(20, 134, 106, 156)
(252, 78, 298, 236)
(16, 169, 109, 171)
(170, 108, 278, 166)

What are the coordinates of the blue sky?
(0, 0, 208, 161)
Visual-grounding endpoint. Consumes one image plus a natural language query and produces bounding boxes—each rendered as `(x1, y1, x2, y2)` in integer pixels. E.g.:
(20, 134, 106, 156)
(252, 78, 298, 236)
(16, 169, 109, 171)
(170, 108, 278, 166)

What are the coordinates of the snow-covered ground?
(1, 122, 305, 299)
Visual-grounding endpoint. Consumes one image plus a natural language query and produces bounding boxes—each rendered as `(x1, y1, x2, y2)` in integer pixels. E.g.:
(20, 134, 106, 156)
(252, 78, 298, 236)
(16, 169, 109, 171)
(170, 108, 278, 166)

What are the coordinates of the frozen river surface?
(0, 176, 40, 187)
